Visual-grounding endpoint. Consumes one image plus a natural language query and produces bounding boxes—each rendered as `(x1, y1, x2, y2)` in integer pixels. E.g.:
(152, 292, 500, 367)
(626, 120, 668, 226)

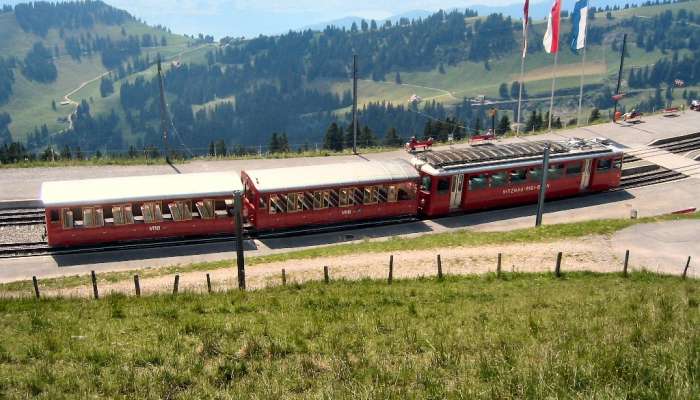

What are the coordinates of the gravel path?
(2, 236, 621, 299)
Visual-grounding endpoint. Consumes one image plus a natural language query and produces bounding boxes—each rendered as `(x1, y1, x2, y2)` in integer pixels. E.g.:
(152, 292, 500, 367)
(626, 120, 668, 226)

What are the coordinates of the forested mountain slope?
(1, 0, 700, 160)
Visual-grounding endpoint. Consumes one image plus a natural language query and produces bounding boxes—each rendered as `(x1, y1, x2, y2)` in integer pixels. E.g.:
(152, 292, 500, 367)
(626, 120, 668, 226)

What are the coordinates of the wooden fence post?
(133, 275, 140, 297)
(91, 270, 99, 299)
(324, 266, 330, 284)
(32, 276, 40, 299)
(281, 269, 287, 286)
(496, 253, 502, 278)
(554, 252, 563, 278)
(683, 256, 692, 280)
(206, 273, 212, 293)
(388, 255, 394, 285)
(173, 275, 179, 295)
(437, 254, 443, 279)
(623, 250, 630, 278)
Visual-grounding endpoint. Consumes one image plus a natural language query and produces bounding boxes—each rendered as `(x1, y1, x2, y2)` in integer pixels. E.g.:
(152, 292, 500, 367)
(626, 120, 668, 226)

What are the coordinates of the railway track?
(0, 216, 416, 259)
(3, 135, 700, 258)
(0, 209, 45, 227)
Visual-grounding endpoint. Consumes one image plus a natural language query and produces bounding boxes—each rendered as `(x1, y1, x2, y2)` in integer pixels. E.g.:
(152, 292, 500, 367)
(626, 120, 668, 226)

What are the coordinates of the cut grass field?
(0, 272, 698, 398)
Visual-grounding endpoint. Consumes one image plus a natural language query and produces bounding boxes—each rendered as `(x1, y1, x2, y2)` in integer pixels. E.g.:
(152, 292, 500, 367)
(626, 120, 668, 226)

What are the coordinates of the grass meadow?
(0, 272, 698, 399)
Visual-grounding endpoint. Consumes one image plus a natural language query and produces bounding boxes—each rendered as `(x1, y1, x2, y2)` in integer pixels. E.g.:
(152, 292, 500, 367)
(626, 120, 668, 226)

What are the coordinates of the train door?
(580, 159, 592, 192)
(449, 174, 464, 210)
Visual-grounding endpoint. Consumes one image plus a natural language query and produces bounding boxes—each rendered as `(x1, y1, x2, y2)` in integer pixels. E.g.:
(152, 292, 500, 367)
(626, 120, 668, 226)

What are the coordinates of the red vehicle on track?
(41, 139, 623, 247)
(241, 160, 419, 231)
(411, 139, 622, 217)
(41, 172, 242, 247)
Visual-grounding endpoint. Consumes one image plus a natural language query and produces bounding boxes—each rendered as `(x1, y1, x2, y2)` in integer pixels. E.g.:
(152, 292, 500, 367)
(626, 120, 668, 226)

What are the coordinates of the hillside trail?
(358, 78, 458, 102)
(60, 43, 215, 131)
(2, 235, 633, 299)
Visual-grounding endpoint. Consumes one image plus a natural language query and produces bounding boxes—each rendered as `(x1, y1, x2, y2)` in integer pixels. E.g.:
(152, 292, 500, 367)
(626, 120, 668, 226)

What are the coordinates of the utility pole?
(352, 54, 358, 154)
(156, 56, 170, 163)
(535, 143, 551, 227)
(234, 191, 246, 290)
(613, 33, 627, 119)
(489, 108, 497, 134)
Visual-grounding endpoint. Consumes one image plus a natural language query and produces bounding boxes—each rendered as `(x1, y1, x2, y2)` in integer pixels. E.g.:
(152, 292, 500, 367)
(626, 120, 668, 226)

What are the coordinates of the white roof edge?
(421, 150, 623, 176)
(245, 159, 420, 193)
(41, 171, 242, 207)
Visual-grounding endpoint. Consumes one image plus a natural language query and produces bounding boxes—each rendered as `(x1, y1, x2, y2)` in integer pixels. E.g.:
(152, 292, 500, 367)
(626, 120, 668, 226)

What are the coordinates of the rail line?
(3, 133, 699, 258)
(0, 209, 45, 227)
(0, 216, 416, 259)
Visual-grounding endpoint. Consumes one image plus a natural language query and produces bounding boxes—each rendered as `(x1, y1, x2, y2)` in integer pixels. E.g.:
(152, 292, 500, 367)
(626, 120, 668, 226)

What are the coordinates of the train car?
(41, 172, 243, 247)
(412, 139, 623, 217)
(241, 160, 420, 231)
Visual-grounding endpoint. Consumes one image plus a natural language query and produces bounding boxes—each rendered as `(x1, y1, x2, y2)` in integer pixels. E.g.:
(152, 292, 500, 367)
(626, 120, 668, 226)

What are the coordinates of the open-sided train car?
(241, 160, 420, 231)
(412, 139, 623, 217)
(41, 172, 242, 247)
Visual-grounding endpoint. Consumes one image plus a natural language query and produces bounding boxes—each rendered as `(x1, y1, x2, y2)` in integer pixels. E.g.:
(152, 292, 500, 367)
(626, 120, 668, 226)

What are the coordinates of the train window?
(323, 191, 331, 208)
(272, 194, 288, 214)
(258, 195, 266, 210)
(299, 192, 312, 211)
(597, 159, 612, 171)
(397, 183, 416, 201)
(566, 163, 582, 175)
(112, 204, 135, 225)
(469, 175, 488, 191)
(363, 186, 378, 204)
(313, 192, 322, 209)
(142, 202, 163, 223)
(287, 193, 300, 213)
(339, 188, 351, 207)
(613, 158, 622, 169)
(61, 208, 74, 229)
(527, 168, 542, 182)
(421, 176, 432, 191)
(82, 207, 105, 228)
(510, 170, 527, 183)
(377, 186, 388, 203)
(196, 200, 215, 219)
(50, 209, 60, 223)
(387, 186, 398, 203)
(491, 172, 507, 187)
(437, 179, 450, 194)
(548, 164, 565, 179)
(169, 201, 192, 222)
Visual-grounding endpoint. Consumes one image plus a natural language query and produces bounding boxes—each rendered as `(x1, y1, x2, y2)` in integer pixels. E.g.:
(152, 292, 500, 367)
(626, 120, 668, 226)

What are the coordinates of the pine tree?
(499, 83, 509, 99)
(323, 122, 343, 152)
(383, 127, 402, 147)
(358, 125, 377, 147)
(496, 115, 511, 135)
(269, 132, 280, 153)
(589, 108, 601, 122)
(395, 71, 402, 85)
(51, 100, 56, 111)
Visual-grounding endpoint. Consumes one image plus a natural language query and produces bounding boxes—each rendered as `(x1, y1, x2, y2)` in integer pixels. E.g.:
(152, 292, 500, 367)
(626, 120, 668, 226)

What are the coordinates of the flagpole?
(576, 7, 589, 127)
(516, 4, 529, 137)
(516, 47, 526, 136)
(548, 51, 558, 131)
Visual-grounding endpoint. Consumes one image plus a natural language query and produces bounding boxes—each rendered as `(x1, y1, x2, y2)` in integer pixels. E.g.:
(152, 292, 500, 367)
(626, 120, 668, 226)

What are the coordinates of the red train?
(41, 139, 623, 247)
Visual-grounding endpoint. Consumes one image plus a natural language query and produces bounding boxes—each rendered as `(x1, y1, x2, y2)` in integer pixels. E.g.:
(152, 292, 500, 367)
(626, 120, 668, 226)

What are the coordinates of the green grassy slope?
(0, 273, 698, 398)
(317, 0, 700, 117)
(0, 10, 192, 141)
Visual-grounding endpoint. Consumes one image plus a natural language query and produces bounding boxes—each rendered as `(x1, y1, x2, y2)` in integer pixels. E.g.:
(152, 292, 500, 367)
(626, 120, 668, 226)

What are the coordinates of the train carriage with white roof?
(241, 160, 420, 231)
(412, 139, 623, 217)
(41, 172, 243, 247)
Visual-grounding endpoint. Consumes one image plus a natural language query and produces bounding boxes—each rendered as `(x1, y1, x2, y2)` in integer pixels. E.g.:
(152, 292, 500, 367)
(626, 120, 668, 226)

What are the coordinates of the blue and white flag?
(569, 0, 589, 52)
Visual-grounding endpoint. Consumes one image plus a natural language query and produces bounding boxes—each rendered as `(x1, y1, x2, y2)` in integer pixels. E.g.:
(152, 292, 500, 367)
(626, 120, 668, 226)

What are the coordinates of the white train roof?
(245, 159, 419, 193)
(414, 139, 623, 176)
(41, 172, 242, 207)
